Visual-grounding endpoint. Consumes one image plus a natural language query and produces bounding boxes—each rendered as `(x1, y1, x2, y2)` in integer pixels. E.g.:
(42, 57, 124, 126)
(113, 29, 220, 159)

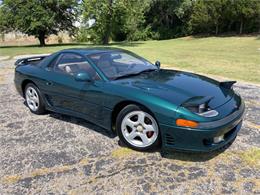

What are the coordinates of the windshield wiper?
(113, 68, 157, 80)
(113, 72, 141, 80)
(138, 68, 157, 74)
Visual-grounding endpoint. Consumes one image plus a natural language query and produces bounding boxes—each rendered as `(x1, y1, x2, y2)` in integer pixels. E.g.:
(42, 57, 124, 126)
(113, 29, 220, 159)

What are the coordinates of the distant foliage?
(1, 0, 260, 45)
(190, 0, 260, 35)
(80, 0, 260, 43)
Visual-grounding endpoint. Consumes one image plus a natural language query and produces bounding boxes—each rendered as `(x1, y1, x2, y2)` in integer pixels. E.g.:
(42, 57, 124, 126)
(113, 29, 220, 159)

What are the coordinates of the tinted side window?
(54, 53, 101, 80)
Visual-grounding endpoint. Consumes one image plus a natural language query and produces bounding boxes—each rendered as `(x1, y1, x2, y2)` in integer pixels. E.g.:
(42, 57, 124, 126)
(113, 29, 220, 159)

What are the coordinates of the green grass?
(1, 36, 260, 83)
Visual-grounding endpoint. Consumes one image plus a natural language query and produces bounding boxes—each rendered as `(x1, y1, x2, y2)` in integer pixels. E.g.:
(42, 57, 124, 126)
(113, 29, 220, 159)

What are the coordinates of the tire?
(24, 83, 46, 114)
(116, 104, 161, 151)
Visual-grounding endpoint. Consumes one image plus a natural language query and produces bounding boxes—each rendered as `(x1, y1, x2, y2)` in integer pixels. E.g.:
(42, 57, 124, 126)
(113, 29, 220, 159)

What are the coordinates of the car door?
(43, 52, 106, 122)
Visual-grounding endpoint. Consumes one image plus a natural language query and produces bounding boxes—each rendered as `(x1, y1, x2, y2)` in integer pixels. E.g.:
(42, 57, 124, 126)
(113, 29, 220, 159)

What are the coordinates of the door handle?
(46, 81, 53, 86)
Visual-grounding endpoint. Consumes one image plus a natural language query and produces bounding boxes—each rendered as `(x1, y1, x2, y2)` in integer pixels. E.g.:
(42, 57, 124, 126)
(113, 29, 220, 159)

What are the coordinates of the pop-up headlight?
(181, 96, 219, 118)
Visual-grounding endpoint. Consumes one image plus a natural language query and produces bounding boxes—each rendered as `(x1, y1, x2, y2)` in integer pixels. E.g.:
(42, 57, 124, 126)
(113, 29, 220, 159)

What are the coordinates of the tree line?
(0, 0, 259, 46)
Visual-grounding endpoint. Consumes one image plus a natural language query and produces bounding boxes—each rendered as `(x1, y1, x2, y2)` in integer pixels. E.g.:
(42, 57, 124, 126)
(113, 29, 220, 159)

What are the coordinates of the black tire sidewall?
(116, 104, 161, 152)
(25, 83, 46, 114)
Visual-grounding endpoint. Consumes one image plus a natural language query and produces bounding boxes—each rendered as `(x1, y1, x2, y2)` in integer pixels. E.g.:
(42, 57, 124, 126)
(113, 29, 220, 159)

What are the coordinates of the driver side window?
(54, 53, 100, 80)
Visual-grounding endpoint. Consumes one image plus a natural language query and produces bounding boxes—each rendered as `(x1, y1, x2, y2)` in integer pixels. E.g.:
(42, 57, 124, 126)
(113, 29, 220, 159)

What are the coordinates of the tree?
(0, 0, 79, 46)
(115, 0, 151, 41)
(81, 0, 113, 44)
(81, 0, 151, 44)
(207, 0, 225, 35)
(144, 0, 192, 40)
(190, 0, 225, 35)
(189, 0, 211, 34)
(232, 0, 260, 34)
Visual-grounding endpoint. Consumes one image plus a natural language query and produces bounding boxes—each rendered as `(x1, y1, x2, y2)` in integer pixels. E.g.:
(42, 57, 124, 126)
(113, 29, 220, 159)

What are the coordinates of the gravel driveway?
(0, 59, 259, 194)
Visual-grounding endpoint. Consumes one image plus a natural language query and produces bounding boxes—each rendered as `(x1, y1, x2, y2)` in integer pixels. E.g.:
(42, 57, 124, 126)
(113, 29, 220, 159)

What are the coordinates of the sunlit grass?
(0, 36, 259, 83)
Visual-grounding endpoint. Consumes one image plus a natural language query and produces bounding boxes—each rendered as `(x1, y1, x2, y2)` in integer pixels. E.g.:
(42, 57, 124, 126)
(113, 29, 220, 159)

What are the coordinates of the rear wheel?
(25, 83, 46, 114)
(116, 104, 160, 151)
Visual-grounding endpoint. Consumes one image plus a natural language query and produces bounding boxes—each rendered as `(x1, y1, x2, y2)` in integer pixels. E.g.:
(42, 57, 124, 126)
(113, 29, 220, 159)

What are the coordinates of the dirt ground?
(0, 59, 259, 194)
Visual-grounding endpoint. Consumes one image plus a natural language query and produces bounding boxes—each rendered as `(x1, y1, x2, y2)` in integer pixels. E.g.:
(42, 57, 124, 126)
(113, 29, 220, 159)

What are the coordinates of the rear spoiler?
(219, 81, 236, 89)
(14, 55, 48, 66)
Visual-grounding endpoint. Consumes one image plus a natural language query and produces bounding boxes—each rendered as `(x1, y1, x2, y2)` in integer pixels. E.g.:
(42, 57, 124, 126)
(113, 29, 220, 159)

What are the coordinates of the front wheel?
(116, 104, 161, 151)
(25, 83, 46, 114)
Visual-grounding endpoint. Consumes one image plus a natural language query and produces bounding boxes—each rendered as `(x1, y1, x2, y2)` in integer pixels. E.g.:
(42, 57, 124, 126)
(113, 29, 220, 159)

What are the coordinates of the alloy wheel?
(121, 111, 159, 148)
(25, 86, 39, 111)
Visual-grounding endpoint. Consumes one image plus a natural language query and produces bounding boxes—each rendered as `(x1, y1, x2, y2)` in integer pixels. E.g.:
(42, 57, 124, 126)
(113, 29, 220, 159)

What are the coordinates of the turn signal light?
(176, 119, 198, 128)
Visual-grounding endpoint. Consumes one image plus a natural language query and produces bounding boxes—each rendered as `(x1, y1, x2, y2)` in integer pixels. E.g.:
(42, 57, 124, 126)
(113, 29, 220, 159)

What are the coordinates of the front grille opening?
(224, 125, 237, 139)
(203, 124, 239, 146)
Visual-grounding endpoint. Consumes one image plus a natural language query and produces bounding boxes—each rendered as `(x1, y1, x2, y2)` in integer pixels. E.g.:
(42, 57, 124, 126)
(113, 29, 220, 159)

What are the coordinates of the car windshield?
(87, 51, 157, 80)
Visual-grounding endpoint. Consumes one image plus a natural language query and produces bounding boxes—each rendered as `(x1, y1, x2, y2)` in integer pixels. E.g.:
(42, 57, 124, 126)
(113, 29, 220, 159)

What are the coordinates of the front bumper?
(160, 100, 245, 153)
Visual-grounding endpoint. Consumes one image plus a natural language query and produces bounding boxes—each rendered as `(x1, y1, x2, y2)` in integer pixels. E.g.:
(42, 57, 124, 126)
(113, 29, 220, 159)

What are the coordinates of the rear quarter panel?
(14, 64, 50, 97)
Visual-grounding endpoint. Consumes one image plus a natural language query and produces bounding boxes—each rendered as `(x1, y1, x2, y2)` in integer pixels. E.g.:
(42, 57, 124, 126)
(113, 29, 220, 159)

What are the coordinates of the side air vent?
(165, 133, 175, 145)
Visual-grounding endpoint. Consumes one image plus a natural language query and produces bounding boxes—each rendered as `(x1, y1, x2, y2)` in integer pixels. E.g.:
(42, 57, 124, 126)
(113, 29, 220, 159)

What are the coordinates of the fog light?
(213, 135, 224, 143)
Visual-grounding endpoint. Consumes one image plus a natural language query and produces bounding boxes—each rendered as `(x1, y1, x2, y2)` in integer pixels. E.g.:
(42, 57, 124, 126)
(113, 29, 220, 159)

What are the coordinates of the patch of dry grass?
(238, 147, 260, 167)
(111, 147, 137, 158)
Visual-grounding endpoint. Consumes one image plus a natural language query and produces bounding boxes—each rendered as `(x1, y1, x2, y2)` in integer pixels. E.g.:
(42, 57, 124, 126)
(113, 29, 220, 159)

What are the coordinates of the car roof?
(60, 47, 125, 55)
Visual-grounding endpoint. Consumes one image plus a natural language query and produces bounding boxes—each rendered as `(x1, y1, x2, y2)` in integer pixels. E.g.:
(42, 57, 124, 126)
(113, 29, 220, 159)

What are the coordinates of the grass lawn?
(0, 36, 260, 83)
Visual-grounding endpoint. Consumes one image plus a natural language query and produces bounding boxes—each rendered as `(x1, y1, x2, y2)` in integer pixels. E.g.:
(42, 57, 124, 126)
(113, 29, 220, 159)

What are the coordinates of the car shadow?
(48, 112, 117, 139)
(160, 150, 224, 162)
(118, 139, 229, 162)
(160, 141, 233, 161)
(22, 99, 117, 139)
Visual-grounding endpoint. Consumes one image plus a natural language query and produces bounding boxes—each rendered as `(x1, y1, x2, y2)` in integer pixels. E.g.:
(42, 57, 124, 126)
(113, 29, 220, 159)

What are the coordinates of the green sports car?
(14, 48, 245, 153)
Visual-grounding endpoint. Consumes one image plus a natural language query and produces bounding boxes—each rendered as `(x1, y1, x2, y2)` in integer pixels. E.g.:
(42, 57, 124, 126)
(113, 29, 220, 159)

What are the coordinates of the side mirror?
(155, 61, 161, 69)
(75, 72, 92, 82)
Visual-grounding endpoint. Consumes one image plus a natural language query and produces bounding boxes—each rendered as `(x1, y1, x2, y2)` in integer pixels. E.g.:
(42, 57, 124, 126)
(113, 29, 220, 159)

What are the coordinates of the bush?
(75, 28, 92, 43)
(57, 36, 63, 44)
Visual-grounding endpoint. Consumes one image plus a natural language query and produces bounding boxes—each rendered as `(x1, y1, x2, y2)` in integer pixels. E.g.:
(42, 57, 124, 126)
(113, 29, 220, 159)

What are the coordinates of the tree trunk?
(1, 33, 4, 42)
(38, 31, 46, 47)
(102, 28, 110, 45)
(215, 24, 219, 35)
(165, 14, 169, 28)
(227, 22, 232, 31)
(239, 19, 243, 34)
(102, 0, 113, 45)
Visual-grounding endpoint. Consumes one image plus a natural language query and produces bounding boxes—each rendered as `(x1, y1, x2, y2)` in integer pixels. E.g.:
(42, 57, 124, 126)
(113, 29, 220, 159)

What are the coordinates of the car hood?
(112, 69, 234, 109)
